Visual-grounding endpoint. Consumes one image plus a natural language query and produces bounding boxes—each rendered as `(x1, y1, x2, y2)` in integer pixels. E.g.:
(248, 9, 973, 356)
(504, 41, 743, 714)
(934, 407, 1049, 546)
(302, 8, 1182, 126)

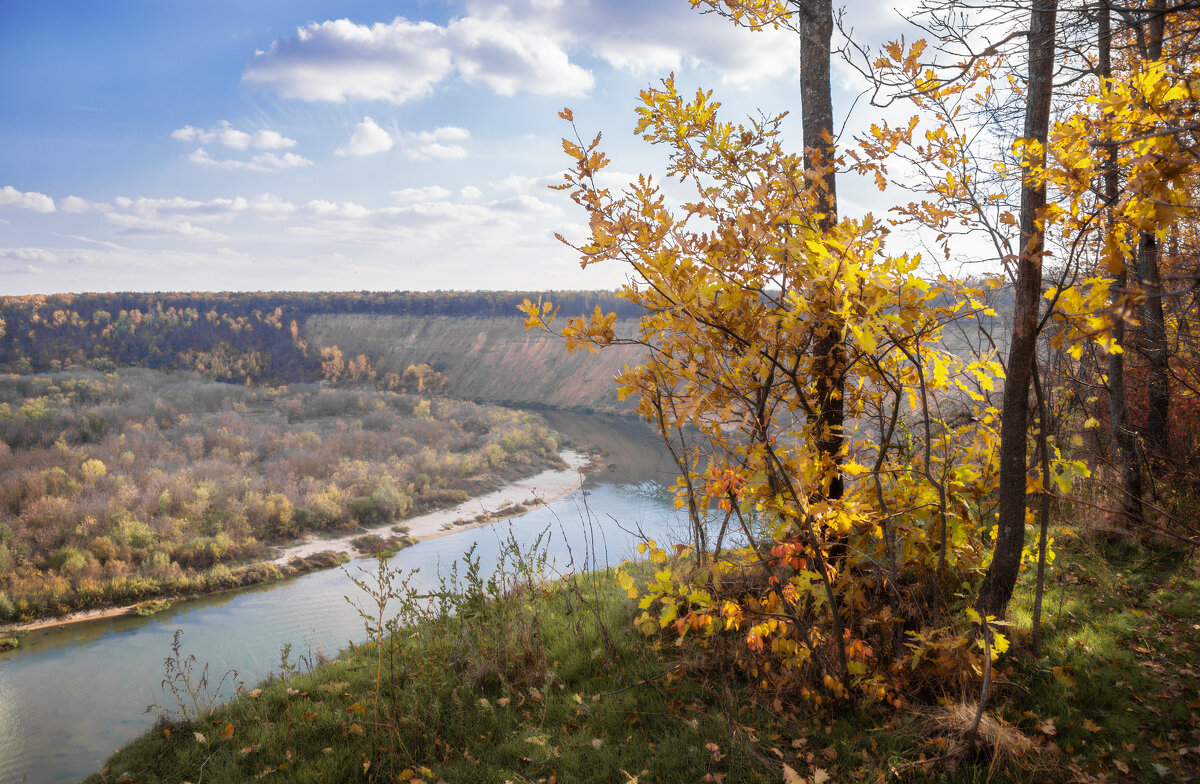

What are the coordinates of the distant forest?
(0, 291, 642, 385)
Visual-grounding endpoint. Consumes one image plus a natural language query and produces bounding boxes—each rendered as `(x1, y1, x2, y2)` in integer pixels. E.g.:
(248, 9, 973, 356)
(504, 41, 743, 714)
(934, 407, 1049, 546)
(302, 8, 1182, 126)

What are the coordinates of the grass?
(83, 527, 1200, 784)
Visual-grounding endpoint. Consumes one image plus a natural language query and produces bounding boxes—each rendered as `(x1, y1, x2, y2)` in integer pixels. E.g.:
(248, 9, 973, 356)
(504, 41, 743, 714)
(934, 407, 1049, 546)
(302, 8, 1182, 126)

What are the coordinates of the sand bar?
(271, 449, 589, 563)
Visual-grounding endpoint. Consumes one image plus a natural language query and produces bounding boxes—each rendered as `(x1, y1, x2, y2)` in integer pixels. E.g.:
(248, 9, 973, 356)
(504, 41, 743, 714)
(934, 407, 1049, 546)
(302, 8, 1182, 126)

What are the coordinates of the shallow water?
(0, 414, 684, 784)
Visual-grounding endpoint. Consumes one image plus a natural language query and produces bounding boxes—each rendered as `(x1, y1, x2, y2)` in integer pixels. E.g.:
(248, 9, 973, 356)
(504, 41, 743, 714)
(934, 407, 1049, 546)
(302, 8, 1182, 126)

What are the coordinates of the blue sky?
(1, 0, 911, 294)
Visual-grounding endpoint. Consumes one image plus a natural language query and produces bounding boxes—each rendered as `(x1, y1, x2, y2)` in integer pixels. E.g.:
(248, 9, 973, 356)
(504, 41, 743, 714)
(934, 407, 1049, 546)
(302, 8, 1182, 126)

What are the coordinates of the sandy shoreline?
(270, 448, 590, 563)
(1, 450, 590, 638)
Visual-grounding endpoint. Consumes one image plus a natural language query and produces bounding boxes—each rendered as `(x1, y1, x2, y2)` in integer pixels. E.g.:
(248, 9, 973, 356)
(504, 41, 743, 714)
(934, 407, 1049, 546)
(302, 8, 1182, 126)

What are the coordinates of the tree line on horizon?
(0, 290, 644, 386)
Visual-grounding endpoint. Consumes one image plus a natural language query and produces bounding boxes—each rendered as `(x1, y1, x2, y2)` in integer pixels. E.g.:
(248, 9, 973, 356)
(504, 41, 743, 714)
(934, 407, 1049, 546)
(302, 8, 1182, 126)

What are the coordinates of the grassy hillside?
(306, 315, 645, 411)
(82, 527, 1200, 784)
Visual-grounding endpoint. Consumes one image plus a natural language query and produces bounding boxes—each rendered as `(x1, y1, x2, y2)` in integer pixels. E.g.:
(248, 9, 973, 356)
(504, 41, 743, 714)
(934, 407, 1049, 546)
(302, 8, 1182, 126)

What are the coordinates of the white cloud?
(186, 148, 314, 172)
(336, 116, 394, 156)
(171, 121, 297, 150)
(9, 247, 60, 263)
(446, 15, 593, 96)
(0, 186, 55, 213)
(406, 143, 467, 161)
(462, 0, 801, 85)
(103, 212, 223, 239)
(400, 126, 471, 161)
(242, 15, 592, 104)
(59, 195, 93, 213)
(392, 185, 452, 201)
(460, 185, 482, 200)
(415, 126, 469, 143)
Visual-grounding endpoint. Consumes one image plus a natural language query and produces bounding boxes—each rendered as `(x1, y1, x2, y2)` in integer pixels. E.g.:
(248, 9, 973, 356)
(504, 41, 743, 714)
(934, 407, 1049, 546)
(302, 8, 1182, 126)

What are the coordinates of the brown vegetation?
(0, 368, 565, 623)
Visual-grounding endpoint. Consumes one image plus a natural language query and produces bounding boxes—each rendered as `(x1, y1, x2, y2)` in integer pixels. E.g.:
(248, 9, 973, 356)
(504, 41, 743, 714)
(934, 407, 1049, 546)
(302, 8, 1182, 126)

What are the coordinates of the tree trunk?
(1140, 0, 1170, 458)
(1140, 231, 1170, 456)
(977, 0, 1058, 619)
(1101, 0, 1146, 528)
(798, 0, 845, 501)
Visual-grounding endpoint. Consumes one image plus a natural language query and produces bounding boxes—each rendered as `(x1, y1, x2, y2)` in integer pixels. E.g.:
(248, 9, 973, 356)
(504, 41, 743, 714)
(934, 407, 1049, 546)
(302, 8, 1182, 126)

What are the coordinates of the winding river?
(0, 412, 684, 784)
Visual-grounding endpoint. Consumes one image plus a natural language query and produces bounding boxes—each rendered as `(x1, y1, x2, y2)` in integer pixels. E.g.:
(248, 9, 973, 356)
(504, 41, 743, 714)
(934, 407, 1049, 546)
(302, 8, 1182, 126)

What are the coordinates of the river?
(0, 412, 685, 784)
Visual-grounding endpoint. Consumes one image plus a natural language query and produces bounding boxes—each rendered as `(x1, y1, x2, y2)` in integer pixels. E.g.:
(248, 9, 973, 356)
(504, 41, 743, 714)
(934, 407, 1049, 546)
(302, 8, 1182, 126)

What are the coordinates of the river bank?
(0, 450, 590, 639)
(271, 449, 590, 563)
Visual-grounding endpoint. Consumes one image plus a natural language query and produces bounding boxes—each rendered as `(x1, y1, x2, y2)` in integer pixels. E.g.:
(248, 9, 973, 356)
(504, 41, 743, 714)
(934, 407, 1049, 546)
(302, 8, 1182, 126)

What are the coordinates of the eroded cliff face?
(305, 315, 644, 411)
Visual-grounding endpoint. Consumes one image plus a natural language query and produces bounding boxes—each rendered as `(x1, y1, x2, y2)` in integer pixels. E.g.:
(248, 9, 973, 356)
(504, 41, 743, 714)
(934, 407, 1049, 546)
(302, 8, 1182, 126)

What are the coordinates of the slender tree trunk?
(799, 0, 845, 501)
(1141, 232, 1170, 456)
(977, 0, 1058, 619)
(1101, 0, 1146, 528)
(1140, 0, 1170, 457)
(1031, 361, 1052, 656)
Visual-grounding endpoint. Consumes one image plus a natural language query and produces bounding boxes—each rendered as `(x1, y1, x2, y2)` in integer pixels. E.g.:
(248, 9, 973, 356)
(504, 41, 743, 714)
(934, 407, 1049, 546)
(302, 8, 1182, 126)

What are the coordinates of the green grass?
(83, 530, 1200, 784)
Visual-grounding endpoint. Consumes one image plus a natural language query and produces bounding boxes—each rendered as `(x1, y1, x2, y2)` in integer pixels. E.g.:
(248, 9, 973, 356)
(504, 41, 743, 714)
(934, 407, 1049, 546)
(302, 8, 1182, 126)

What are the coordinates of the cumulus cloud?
(460, 185, 482, 200)
(391, 185, 452, 201)
(461, 0, 801, 85)
(60, 195, 93, 214)
(406, 143, 467, 161)
(402, 126, 470, 161)
(0, 186, 55, 213)
(186, 148, 314, 172)
(336, 116, 394, 156)
(104, 212, 223, 239)
(243, 15, 592, 103)
(171, 121, 297, 150)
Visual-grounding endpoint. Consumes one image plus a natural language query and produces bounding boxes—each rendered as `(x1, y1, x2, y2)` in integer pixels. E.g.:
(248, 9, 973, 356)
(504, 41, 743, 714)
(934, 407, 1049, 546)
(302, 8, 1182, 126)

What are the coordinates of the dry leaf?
(220, 723, 234, 739)
(813, 769, 832, 784)
(782, 763, 804, 784)
(193, 732, 206, 744)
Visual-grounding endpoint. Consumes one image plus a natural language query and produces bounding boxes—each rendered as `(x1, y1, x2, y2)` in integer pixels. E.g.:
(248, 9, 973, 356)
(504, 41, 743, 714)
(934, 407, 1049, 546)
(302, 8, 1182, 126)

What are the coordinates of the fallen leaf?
(248, 688, 262, 698)
(1082, 718, 1102, 733)
(220, 723, 235, 739)
(813, 769, 831, 784)
(193, 732, 206, 744)
(592, 738, 604, 748)
(782, 763, 804, 784)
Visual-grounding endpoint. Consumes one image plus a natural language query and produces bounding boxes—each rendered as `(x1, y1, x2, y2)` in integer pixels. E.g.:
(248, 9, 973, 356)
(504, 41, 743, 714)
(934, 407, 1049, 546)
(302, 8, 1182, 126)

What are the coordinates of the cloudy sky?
(0, 0, 912, 294)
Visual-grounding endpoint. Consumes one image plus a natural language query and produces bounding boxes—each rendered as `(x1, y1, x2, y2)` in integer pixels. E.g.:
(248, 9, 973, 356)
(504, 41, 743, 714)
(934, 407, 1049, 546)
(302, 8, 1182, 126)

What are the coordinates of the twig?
(593, 664, 684, 698)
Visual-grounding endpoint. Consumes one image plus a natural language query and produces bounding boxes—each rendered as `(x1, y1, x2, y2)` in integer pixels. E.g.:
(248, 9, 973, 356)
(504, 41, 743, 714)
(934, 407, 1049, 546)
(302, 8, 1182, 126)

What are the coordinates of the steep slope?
(305, 315, 645, 411)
